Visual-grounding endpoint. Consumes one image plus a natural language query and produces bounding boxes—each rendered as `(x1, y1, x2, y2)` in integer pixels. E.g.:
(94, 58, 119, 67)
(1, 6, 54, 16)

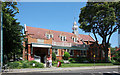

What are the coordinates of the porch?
(26, 43, 52, 63)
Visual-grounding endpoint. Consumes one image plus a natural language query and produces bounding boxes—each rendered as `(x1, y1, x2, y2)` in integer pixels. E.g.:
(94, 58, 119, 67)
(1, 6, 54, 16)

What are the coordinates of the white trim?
(32, 44, 51, 48)
(24, 24, 27, 31)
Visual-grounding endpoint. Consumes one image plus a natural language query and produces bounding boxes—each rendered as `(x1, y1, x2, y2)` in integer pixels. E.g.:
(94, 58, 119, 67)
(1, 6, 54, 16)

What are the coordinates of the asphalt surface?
(2, 68, 120, 75)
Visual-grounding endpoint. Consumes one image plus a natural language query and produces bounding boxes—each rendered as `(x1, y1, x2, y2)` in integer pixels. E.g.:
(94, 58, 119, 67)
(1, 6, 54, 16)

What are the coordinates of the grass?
(53, 63, 114, 67)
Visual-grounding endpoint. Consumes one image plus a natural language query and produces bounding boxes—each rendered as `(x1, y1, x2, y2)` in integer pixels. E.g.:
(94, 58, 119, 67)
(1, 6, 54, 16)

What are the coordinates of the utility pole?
(0, 1, 3, 71)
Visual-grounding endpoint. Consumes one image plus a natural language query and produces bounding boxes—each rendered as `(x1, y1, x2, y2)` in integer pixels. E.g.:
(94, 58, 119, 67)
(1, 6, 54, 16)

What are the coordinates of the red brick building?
(23, 22, 110, 63)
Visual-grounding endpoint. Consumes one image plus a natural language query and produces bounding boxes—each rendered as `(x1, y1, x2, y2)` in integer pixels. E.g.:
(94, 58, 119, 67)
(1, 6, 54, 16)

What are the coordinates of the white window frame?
(46, 34, 53, 39)
(60, 35, 66, 41)
(72, 37, 78, 42)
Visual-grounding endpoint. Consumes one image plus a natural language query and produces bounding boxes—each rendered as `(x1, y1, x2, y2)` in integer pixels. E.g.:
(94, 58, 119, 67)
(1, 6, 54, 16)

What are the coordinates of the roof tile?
(26, 26, 95, 44)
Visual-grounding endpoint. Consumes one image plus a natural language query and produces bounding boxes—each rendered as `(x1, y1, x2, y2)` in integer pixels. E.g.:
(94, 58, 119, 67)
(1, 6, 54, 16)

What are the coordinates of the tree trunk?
(99, 45, 102, 61)
(13, 52, 16, 61)
(105, 45, 109, 62)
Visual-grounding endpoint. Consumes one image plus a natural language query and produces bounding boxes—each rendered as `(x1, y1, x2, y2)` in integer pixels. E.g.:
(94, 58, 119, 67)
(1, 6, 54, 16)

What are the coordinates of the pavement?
(1, 66, 119, 73)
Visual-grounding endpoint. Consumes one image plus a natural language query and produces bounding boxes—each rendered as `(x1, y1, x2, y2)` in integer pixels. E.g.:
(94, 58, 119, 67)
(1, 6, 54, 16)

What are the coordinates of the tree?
(52, 52, 56, 61)
(63, 52, 70, 60)
(2, 2, 24, 62)
(78, 2, 120, 62)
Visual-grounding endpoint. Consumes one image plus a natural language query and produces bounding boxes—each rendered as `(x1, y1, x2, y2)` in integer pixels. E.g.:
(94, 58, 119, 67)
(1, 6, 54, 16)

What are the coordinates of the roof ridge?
(26, 26, 90, 36)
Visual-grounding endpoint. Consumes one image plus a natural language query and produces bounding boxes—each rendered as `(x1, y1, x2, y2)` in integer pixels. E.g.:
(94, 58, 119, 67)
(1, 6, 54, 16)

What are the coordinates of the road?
(2, 68, 120, 75)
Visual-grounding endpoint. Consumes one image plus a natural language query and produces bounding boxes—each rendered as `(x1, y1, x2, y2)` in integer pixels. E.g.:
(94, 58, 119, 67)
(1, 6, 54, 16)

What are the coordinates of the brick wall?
(44, 38, 52, 44)
(28, 35, 37, 43)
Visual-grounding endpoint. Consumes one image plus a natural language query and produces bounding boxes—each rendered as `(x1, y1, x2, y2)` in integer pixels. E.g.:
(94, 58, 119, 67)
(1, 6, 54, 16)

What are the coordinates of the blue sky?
(16, 2, 118, 47)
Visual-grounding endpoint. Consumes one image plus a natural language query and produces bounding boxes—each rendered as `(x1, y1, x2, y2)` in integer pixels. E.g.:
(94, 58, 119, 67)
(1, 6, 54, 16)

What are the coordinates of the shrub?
(71, 57, 88, 63)
(111, 51, 120, 65)
(22, 62, 29, 68)
(28, 60, 44, 68)
(52, 52, 56, 61)
(8, 62, 19, 69)
(52, 61, 58, 65)
(69, 58, 75, 63)
(57, 59, 64, 63)
(7, 60, 44, 69)
(37, 63, 44, 68)
(63, 52, 70, 60)
(29, 60, 38, 66)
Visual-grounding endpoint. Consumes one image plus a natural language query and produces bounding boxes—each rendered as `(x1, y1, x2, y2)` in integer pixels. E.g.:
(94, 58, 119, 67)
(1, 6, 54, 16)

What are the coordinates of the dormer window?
(72, 37, 78, 42)
(60, 35, 66, 41)
(46, 34, 53, 39)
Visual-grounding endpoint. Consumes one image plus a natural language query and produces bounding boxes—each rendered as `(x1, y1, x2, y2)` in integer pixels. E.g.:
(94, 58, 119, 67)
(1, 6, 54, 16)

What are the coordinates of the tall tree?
(2, 2, 23, 62)
(78, 2, 120, 62)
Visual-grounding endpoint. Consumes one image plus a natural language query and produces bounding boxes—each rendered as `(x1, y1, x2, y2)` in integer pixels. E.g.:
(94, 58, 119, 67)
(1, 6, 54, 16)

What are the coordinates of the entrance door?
(34, 48, 48, 63)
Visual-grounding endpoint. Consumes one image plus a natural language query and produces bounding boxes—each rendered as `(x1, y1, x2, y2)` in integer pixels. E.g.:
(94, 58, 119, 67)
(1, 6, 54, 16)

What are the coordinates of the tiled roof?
(115, 48, 120, 51)
(26, 26, 95, 44)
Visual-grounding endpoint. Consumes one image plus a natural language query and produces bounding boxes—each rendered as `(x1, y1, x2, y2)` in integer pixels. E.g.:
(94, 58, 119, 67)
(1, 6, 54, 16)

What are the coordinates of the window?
(67, 49, 74, 56)
(81, 50, 87, 57)
(60, 36, 66, 41)
(95, 49, 98, 57)
(72, 37, 78, 42)
(53, 49, 59, 56)
(102, 50, 105, 57)
(46, 34, 53, 39)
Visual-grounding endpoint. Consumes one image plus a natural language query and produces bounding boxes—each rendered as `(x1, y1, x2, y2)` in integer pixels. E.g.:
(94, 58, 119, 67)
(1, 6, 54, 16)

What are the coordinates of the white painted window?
(46, 34, 53, 39)
(60, 36, 66, 41)
(72, 37, 78, 42)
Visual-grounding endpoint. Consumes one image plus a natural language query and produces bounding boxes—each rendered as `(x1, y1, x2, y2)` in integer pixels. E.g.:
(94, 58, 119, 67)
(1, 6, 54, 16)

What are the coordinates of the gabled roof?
(26, 26, 95, 44)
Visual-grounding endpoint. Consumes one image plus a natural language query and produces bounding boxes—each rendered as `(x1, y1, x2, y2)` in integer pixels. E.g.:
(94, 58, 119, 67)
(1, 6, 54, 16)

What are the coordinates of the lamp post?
(93, 54, 95, 70)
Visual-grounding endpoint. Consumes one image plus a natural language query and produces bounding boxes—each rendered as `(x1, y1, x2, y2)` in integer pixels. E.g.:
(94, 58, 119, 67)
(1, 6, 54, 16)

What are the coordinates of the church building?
(23, 21, 108, 63)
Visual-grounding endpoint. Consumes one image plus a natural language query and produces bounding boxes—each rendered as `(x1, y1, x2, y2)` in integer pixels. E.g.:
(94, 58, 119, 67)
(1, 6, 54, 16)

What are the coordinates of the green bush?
(63, 52, 70, 60)
(29, 60, 38, 66)
(111, 51, 120, 65)
(52, 52, 56, 61)
(28, 60, 44, 68)
(52, 61, 58, 65)
(111, 57, 120, 65)
(69, 58, 75, 63)
(57, 59, 64, 63)
(37, 63, 44, 68)
(69, 57, 88, 63)
(22, 63, 29, 68)
(7, 60, 44, 69)
(8, 62, 19, 69)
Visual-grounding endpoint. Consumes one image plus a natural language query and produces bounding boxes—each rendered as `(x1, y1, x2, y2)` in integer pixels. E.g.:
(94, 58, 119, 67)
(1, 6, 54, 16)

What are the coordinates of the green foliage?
(57, 59, 64, 63)
(28, 60, 44, 68)
(63, 52, 70, 60)
(111, 51, 120, 65)
(52, 52, 56, 61)
(7, 60, 44, 69)
(74, 57, 88, 63)
(78, 2, 120, 62)
(22, 63, 29, 68)
(110, 47, 116, 55)
(68, 58, 75, 63)
(2, 2, 24, 63)
(8, 62, 19, 69)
